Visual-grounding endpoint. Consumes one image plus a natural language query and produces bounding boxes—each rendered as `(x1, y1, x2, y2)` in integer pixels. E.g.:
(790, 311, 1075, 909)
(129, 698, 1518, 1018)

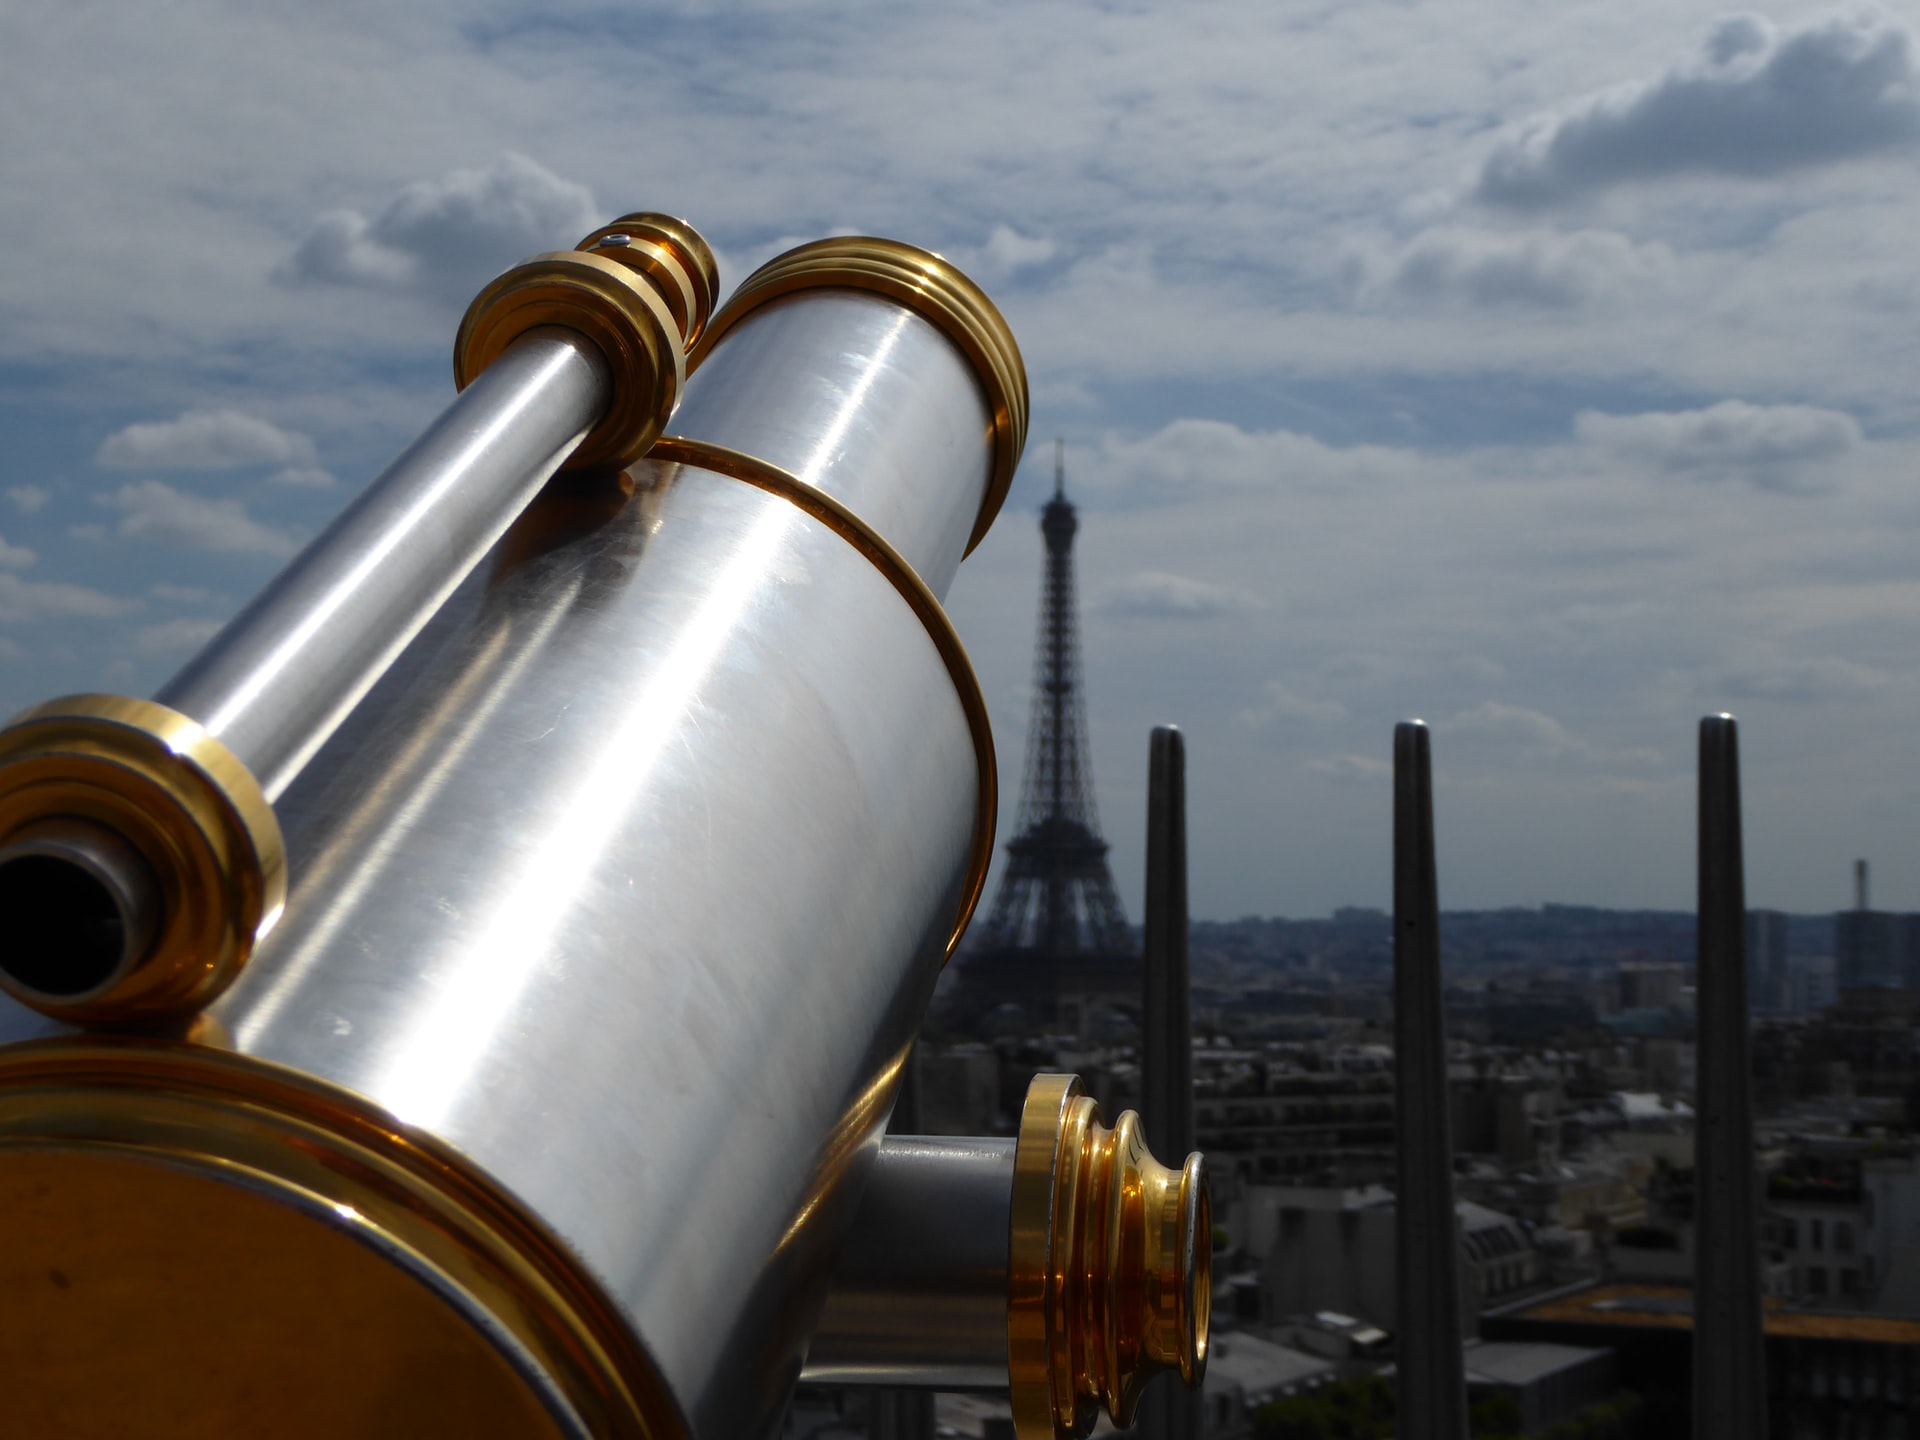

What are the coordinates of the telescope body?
(0, 224, 1204, 1440)
(207, 280, 998, 1438)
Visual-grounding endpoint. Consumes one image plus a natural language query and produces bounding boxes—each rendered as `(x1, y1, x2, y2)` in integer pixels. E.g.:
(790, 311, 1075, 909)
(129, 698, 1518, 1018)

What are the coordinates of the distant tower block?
(980, 441, 1129, 955)
(1856, 858, 1870, 912)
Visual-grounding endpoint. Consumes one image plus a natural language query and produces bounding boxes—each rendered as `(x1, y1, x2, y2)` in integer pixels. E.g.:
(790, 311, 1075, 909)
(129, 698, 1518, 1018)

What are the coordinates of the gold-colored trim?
(578, 214, 719, 350)
(688, 237, 1028, 556)
(1007, 1074, 1212, 1440)
(0, 695, 285, 1023)
(1009, 1075, 1089, 1440)
(646, 437, 996, 959)
(455, 252, 682, 472)
(0, 1037, 689, 1440)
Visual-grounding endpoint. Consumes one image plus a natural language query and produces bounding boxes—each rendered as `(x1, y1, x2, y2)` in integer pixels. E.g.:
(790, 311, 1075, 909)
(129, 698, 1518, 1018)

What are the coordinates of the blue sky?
(2, 1, 1917, 918)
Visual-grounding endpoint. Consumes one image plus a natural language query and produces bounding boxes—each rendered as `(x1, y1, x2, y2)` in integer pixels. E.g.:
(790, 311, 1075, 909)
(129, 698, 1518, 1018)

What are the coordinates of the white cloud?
(100, 481, 295, 556)
(1240, 681, 1348, 728)
(976, 225, 1058, 278)
(1346, 226, 1675, 309)
(0, 572, 134, 622)
(134, 617, 224, 656)
(97, 409, 317, 471)
(1310, 753, 1393, 784)
(1476, 8, 1920, 207)
(1445, 700, 1662, 769)
(1576, 400, 1861, 488)
(7, 485, 49, 514)
(1097, 570, 1267, 618)
(267, 466, 337, 489)
(0, 534, 35, 569)
(1448, 700, 1583, 756)
(1708, 653, 1889, 700)
(1089, 419, 1423, 499)
(279, 152, 600, 305)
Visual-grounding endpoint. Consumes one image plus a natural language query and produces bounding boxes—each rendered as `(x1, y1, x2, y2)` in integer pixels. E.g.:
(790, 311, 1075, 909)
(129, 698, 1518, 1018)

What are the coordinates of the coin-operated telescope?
(0, 215, 1207, 1440)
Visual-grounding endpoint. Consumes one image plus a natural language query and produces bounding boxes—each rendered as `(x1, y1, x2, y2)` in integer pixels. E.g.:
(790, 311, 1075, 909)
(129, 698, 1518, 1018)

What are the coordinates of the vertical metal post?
(1392, 721, 1468, 1440)
(1142, 725, 1194, 1161)
(858, 1043, 937, 1440)
(1140, 724, 1200, 1440)
(1694, 714, 1769, 1438)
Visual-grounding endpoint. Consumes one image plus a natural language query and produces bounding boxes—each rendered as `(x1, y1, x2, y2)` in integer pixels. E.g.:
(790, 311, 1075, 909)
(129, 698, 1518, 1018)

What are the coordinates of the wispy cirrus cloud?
(1240, 681, 1348, 729)
(1706, 653, 1890, 701)
(98, 481, 295, 556)
(0, 572, 135, 622)
(1097, 570, 1268, 619)
(134, 616, 225, 656)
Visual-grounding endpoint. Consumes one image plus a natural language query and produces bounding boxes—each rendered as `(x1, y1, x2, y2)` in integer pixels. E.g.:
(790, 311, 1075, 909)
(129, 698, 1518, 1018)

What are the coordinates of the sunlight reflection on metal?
(229, 612, 547, 1049)
(370, 500, 798, 1130)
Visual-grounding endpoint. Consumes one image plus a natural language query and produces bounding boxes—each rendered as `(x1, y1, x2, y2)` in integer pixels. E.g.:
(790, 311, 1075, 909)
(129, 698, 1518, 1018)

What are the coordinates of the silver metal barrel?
(804, 1135, 1017, 1390)
(0, 213, 715, 1023)
(670, 239, 1026, 601)
(671, 296, 984, 599)
(156, 330, 608, 801)
(214, 449, 987, 1440)
(0, 236, 1028, 1440)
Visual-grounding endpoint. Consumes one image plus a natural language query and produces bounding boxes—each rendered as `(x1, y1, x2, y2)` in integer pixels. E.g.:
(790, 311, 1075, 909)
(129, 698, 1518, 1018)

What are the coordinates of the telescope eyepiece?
(0, 818, 159, 1003)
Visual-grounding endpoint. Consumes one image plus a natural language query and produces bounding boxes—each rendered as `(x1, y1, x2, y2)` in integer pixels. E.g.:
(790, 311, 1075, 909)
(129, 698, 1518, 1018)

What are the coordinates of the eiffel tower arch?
(955, 442, 1140, 1027)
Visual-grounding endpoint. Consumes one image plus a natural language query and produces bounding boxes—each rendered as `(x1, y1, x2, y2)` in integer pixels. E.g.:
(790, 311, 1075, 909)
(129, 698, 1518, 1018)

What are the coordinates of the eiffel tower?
(951, 444, 1135, 1029)
(982, 441, 1129, 952)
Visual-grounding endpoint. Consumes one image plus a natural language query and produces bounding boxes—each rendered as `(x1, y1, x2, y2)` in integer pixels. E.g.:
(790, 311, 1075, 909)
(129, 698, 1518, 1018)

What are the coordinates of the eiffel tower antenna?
(981, 440, 1129, 953)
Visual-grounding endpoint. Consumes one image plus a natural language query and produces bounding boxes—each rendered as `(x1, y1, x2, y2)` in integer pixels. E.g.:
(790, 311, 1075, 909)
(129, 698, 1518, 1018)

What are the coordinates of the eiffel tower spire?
(981, 440, 1129, 953)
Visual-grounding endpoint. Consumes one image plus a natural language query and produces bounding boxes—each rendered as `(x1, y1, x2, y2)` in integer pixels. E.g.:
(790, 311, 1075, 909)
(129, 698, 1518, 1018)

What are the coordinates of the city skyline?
(2, 3, 1917, 917)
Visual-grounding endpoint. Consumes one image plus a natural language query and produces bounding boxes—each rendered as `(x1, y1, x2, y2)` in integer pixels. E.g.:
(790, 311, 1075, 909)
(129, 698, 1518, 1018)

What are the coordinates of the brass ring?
(454, 251, 684, 472)
(1009, 1075, 1093, 1440)
(1006, 1074, 1212, 1440)
(578, 213, 719, 350)
(689, 237, 1028, 555)
(646, 436, 996, 959)
(0, 695, 284, 1023)
(0, 1037, 688, 1440)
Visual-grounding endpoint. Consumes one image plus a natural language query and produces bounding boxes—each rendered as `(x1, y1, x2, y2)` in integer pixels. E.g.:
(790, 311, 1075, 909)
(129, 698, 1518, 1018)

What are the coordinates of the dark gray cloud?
(1575, 399, 1861, 488)
(1477, 9, 1920, 207)
(279, 153, 599, 304)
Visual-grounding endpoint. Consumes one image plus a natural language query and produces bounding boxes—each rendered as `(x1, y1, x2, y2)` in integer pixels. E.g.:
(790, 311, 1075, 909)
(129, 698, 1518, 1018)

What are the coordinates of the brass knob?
(1008, 1074, 1210, 1439)
(454, 212, 719, 471)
